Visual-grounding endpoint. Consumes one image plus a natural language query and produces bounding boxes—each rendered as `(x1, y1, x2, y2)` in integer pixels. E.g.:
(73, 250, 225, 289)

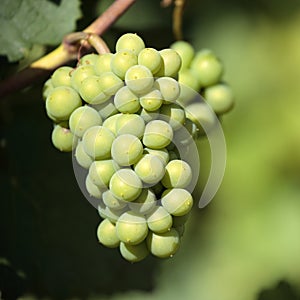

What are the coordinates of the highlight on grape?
(43, 33, 233, 262)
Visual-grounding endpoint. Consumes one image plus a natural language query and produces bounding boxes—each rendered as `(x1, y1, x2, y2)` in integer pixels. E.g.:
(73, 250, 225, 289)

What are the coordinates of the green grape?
(111, 50, 138, 79)
(178, 69, 201, 91)
(79, 53, 99, 66)
(109, 169, 142, 202)
(154, 77, 180, 103)
(51, 66, 73, 88)
(75, 140, 93, 169)
(85, 174, 103, 199)
(146, 228, 180, 258)
(97, 218, 120, 248)
(98, 71, 124, 96)
(139, 88, 163, 111)
(147, 206, 173, 234)
(111, 134, 143, 166)
(115, 113, 145, 138)
(143, 147, 169, 166)
(128, 188, 156, 215)
(115, 33, 145, 55)
(69, 105, 102, 138)
(94, 98, 118, 120)
(99, 206, 127, 224)
(172, 213, 190, 227)
(88, 159, 120, 188)
(116, 210, 148, 245)
(160, 103, 186, 131)
(170, 40, 195, 70)
(114, 86, 140, 113)
(71, 65, 96, 91)
(155, 49, 182, 78)
(134, 154, 165, 185)
(138, 48, 162, 74)
(119, 241, 149, 262)
(94, 53, 113, 74)
(79, 75, 110, 104)
(46, 86, 82, 121)
(103, 189, 127, 210)
(143, 120, 173, 149)
(102, 113, 122, 135)
(161, 159, 192, 188)
(190, 49, 223, 87)
(82, 125, 115, 160)
(185, 102, 216, 134)
(161, 188, 193, 216)
(203, 83, 234, 115)
(51, 123, 75, 152)
(139, 108, 160, 123)
(125, 65, 154, 94)
(42, 78, 54, 101)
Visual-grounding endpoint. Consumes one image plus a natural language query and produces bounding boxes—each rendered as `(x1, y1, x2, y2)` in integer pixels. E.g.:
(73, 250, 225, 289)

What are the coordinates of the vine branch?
(0, 0, 136, 99)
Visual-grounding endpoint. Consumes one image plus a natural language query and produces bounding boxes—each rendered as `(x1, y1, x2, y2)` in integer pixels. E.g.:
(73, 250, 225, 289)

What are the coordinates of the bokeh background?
(1, 0, 300, 299)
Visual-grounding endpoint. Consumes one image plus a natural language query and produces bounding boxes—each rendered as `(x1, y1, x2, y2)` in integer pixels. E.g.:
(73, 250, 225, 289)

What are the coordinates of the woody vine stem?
(0, 0, 185, 99)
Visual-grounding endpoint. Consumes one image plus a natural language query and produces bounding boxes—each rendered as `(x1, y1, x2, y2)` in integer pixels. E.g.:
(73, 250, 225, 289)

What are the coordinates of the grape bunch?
(42, 33, 233, 262)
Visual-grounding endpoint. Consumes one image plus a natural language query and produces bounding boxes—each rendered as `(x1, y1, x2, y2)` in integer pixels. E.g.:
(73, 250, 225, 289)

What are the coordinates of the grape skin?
(85, 174, 103, 199)
(75, 140, 93, 169)
(139, 89, 163, 111)
(125, 65, 154, 95)
(82, 126, 115, 160)
(103, 190, 127, 210)
(203, 83, 234, 115)
(116, 210, 148, 245)
(170, 40, 195, 70)
(69, 105, 102, 138)
(115, 33, 145, 55)
(115, 113, 145, 139)
(51, 66, 73, 88)
(88, 160, 120, 188)
(143, 120, 174, 149)
(114, 86, 141, 113)
(71, 65, 96, 91)
(46, 86, 82, 121)
(79, 75, 109, 104)
(134, 154, 165, 185)
(94, 53, 113, 74)
(154, 77, 180, 103)
(161, 159, 192, 189)
(111, 50, 138, 79)
(119, 241, 149, 262)
(146, 206, 173, 234)
(97, 218, 120, 248)
(109, 169, 143, 202)
(138, 48, 162, 74)
(146, 228, 180, 258)
(156, 49, 182, 78)
(51, 123, 75, 152)
(161, 188, 193, 216)
(111, 134, 143, 166)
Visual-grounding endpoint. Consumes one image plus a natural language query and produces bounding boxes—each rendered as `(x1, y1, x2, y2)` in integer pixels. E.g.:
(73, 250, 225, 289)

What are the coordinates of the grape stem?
(161, 0, 186, 41)
(0, 0, 136, 99)
(63, 32, 111, 61)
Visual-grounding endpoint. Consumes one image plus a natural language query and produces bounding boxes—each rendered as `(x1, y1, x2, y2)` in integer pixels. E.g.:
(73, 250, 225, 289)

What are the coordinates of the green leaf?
(0, 0, 82, 62)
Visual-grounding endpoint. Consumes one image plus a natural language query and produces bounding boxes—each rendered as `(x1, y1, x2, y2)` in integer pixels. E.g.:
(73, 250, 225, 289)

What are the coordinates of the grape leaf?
(0, 0, 82, 62)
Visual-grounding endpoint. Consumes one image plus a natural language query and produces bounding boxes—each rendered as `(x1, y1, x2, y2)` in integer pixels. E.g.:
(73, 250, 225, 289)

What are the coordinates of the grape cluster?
(42, 33, 233, 262)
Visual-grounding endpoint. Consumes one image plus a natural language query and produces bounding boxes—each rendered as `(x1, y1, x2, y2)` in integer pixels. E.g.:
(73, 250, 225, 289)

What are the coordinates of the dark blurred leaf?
(0, 0, 82, 62)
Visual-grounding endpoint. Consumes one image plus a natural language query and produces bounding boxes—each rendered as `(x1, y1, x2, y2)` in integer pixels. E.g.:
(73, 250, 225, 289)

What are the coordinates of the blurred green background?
(1, 0, 300, 299)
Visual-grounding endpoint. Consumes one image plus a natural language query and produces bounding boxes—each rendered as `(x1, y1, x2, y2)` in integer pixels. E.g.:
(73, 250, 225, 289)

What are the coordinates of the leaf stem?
(0, 0, 136, 99)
